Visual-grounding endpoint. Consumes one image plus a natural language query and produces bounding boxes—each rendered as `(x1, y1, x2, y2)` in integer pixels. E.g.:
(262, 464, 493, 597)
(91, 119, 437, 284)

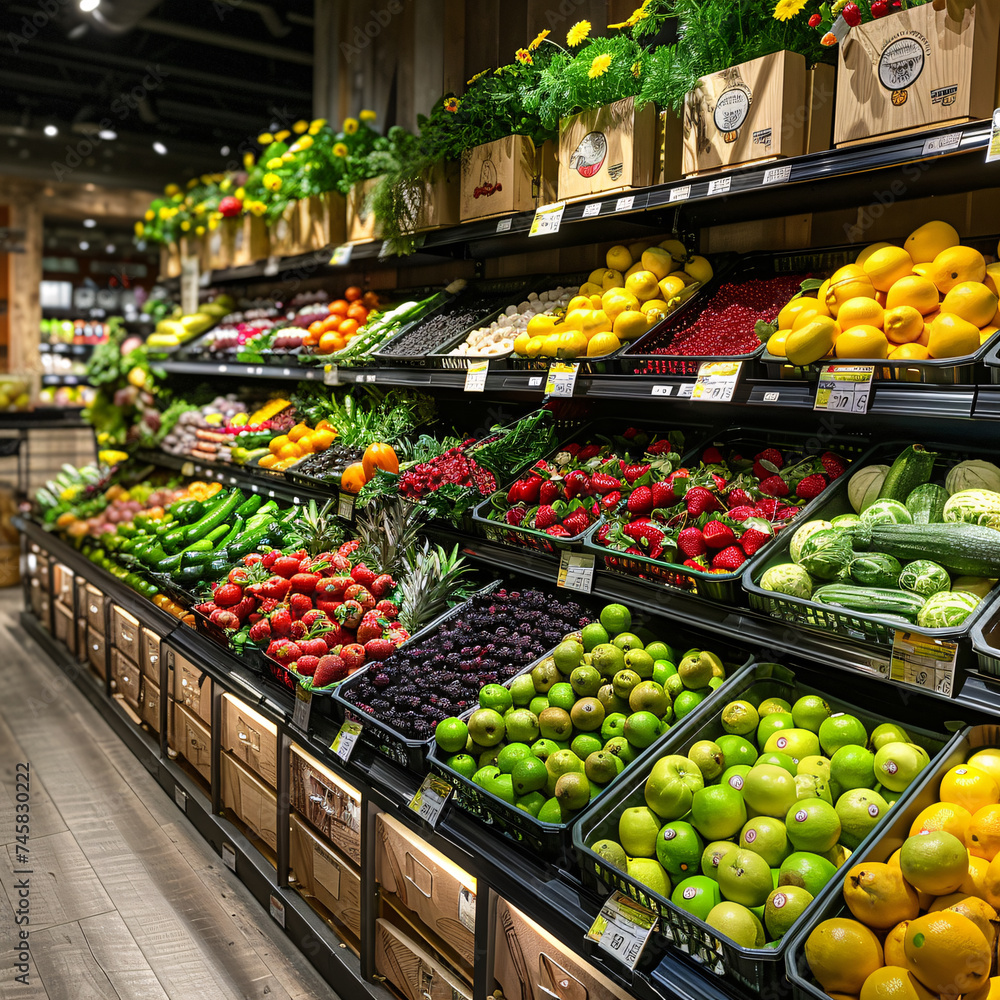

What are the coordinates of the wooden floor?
(0, 589, 333, 1000)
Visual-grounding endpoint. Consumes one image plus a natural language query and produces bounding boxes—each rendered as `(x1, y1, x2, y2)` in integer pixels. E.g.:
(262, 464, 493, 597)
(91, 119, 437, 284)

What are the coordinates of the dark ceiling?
(0, 0, 315, 192)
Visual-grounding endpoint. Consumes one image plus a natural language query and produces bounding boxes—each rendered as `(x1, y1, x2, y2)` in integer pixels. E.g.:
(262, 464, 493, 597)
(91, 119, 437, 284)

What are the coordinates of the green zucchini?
(849, 552, 903, 588)
(812, 583, 925, 620)
(906, 483, 949, 524)
(854, 522, 1000, 577)
(877, 444, 938, 503)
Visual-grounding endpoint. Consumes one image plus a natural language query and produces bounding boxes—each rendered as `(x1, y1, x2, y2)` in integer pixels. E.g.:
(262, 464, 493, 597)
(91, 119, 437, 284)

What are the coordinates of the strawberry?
(624, 522, 664, 549)
(387, 629, 409, 646)
(272, 555, 302, 579)
(338, 540, 360, 556)
(821, 452, 848, 479)
(260, 575, 292, 600)
(357, 617, 387, 644)
(243, 553, 263, 567)
(775, 505, 800, 520)
(758, 475, 790, 497)
(325, 625, 354, 648)
(335, 600, 364, 629)
(289, 572, 320, 593)
(622, 427, 639, 439)
(702, 446, 724, 464)
(298, 637, 329, 658)
(621, 462, 651, 485)
(270, 607, 292, 637)
(228, 566, 252, 586)
(313, 577, 342, 599)
(753, 447, 784, 476)
(313, 655, 348, 687)
(248, 619, 271, 643)
(258, 597, 279, 614)
(711, 545, 746, 570)
(534, 505, 558, 529)
(683, 557, 710, 571)
(727, 505, 757, 522)
(796, 473, 828, 501)
(727, 488, 754, 507)
(597, 523, 615, 544)
(590, 501, 601, 518)
(562, 508, 590, 535)
(351, 563, 376, 588)
(755, 497, 780, 517)
(677, 526, 707, 558)
(546, 525, 572, 537)
(703, 521, 737, 549)
(194, 601, 218, 617)
(316, 599, 342, 619)
(295, 655, 320, 677)
(375, 600, 398, 618)
(339, 644, 366, 671)
(344, 583, 370, 603)
(539, 480, 561, 505)
(213, 582, 243, 607)
(686, 486, 720, 516)
(209, 608, 240, 629)
(651, 481, 674, 509)
(261, 550, 280, 569)
(505, 508, 526, 526)
(364, 638, 396, 661)
(590, 472, 621, 495)
(646, 439, 673, 456)
(369, 574, 395, 598)
(739, 523, 774, 555)
(290, 593, 314, 619)
(564, 471, 591, 499)
(230, 595, 257, 622)
(600, 490, 623, 510)
(331, 554, 352, 571)
(577, 444, 601, 462)
(269, 639, 302, 665)
(627, 486, 654, 516)
(301, 609, 329, 629)
(290, 620, 308, 640)
(710, 473, 728, 491)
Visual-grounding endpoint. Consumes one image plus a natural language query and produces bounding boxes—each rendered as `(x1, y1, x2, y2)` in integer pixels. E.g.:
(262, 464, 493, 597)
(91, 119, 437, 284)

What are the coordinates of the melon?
(945, 459, 1000, 496)
(860, 498, 913, 526)
(789, 519, 833, 564)
(848, 464, 890, 513)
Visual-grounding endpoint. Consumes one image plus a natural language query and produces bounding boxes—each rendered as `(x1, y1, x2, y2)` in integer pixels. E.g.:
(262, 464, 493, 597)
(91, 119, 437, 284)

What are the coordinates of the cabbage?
(943, 490, 1000, 531)
(790, 520, 834, 564)
(945, 460, 1000, 495)
(860, 499, 912, 526)
(898, 560, 951, 598)
(830, 513, 862, 529)
(797, 529, 854, 580)
(760, 563, 813, 599)
(916, 591, 981, 628)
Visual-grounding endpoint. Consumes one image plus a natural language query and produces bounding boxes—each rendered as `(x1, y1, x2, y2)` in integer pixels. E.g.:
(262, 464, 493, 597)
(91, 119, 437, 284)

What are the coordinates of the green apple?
(604, 736, 637, 766)
(758, 697, 792, 717)
(505, 709, 540, 745)
(623, 711, 661, 749)
(597, 684, 629, 715)
(644, 754, 704, 819)
(435, 716, 469, 753)
(601, 713, 628, 742)
(644, 641, 675, 664)
(689, 739, 726, 781)
(739, 816, 790, 868)
(589, 838, 627, 871)
(552, 640, 584, 673)
(570, 664, 602, 697)
(674, 688, 709, 719)
(874, 741, 929, 792)
(529, 696, 550, 716)
(613, 632, 644, 652)
(690, 784, 747, 841)
(467, 708, 505, 747)
(705, 902, 764, 948)
(763, 728, 821, 764)
(742, 764, 798, 818)
(572, 733, 603, 760)
(545, 749, 585, 796)
(497, 744, 532, 774)
(652, 659, 678, 687)
(516, 791, 546, 816)
(485, 772, 516, 805)
(591, 643, 625, 678)
(655, 820, 704, 880)
(554, 771, 589, 810)
(677, 650, 715, 689)
(585, 750, 620, 784)
(764, 885, 814, 939)
(530, 738, 561, 761)
(672, 875, 722, 920)
(511, 757, 548, 795)
(530, 658, 561, 693)
(547, 682, 575, 711)
(625, 648, 655, 679)
(570, 698, 605, 732)
(612, 669, 642, 700)
(626, 857, 671, 898)
(473, 765, 500, 787)
(717, 848, 773, 907)
(445, 753, 476, 779)
(538, 707, 573, 742)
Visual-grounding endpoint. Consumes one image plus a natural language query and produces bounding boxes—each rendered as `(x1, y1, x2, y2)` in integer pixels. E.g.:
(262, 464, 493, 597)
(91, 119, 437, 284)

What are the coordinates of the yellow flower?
(164, 183, 180, 196)
(588, 53, 612, 78)
(195, 225, 206, 236)
(158, 206, 171, 220)
(293, 119, 309, 133)
(243, 152, 255, 169)
(333, 142, 349, 157)
(773, 0, 808, 19)
(171, 192, 183, 203)
(515, 47, 533, 65)
(274, 130, 290, 142)
(267, 157, 284, 170)
(343, 117, 359, 134)
(631, 59, 642, 78)
(134, 222, 144, 237)
(297, 134, 314, 150)
(208, 216, 219, 230)
(444, 97, 460, 113)
(235, 186, 246, 200)
(194, 203, 206, 215)
(308, 118, 327, 135)
(257, 132, 274, 145)
(281, 150, 296, 162)
(144, 209, 155, 222)
(220, 178, 231, 192)
(567, 19, 590, 45)
(360, 109, 376, 122)
(528, 28, 549, 50)
(200, 173, 213, 185)
(180, 220, 191, 231)
(263, 172, 282, 191)
(467, 68, 489, 85)
(186, 178, 198, 189)
(608, 1, 653, 29)
(249, 201, 267, 217)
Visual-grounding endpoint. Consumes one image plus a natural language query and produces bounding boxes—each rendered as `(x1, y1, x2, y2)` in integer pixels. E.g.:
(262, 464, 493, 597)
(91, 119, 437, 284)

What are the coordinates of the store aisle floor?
(0, 589, 332, 1000)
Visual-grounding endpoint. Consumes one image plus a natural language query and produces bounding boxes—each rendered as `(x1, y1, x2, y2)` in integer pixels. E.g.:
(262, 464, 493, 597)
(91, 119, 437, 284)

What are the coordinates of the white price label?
(323, 364, 339, 386)
(464, 359, 489, 392)
(329, 244, 353, 266)
(763, 165, 792, 185)
(923, 132, 963, 156)
(891, 632, 959, 697)
(337, 492, 355, 520)
(708, 176, 732, 196)
(669, 185, 691, 203)
(988, 110, 1000, 164)
(180, 257, 200, 316)
(557, 552, 596, 593)
(292, 686, 312, 730)
(331, 721, 363, 762)
(269, 895, 286, 927)
(496, 217, 513, 233)
(222, 843, 237, 871)
(263, 255, 280, 277)
(615, 195, 635, 212)
(763, 391, 780, 402)
(581, 202, 601, 218)
(408, 775, 452, 826)
(528, 376, 543, 387)
(814, 364, 875, 414)
(692, 361, 742, 402)
(544, 361, 580, 397)
(529, 201, 565, 237)
(587, 892, 658, 969)
(651, 385, 673, 396)
(180, 461, 194, 477)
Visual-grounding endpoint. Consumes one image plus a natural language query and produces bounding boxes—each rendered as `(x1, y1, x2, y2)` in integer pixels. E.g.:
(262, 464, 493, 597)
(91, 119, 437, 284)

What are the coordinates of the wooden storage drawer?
(375, 812, 476, 968)
(375, 918, 472, 1000)
(169, 700, 212, 785)
(290, 813, 361, 939)
(222, 694, 278, 789)
(110, 648, 141, 710)
(110, 605, 140, 661)
(140, 628, 160, 679)
(86, 626, 106, 679)
(221, 751, 277, 853)
(53, 563, 74, 607)
(289, 744, 361, 866)
(84, 585, 104, 634)
(76, 619, 87, 663)
(139, 674, 160, 733)
(38, 595, 50, 631)
(54, 601, 74, 653)
(167, 645, 212, 723)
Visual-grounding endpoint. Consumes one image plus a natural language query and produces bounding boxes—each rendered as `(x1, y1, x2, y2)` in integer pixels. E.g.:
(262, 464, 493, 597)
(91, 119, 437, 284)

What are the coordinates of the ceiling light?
(105, 244, 115, 254)
(153, 141, 167, 155)
(82, 218, 96, 228)
(79, 241, 90, 250)
(44, 125, 58, 137)
(98, 128, 117, 140)
(79, 0, 100, 11)
(220, 145, 230, 156)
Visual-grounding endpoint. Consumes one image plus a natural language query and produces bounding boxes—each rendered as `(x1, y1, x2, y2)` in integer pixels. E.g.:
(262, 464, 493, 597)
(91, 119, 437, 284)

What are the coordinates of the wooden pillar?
(7, 196, 42, 375)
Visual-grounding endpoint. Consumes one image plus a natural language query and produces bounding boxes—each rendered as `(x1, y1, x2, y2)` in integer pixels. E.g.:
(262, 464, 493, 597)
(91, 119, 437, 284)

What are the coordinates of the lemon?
(855, 242, 895, 267)
(968, 804, 1000, 862)
(863, 246, 914, 292)
(563, 308, 591, 331)
(684, 255, 714, 284)
(613, 310, 649, 342)
(826, 265, 877, 316)
(928, 312, 980, 359)
(527, 314, 556, 338)
(767, 329, 790, 356)
(602, 289, 639, 321)
(582, 310, 613, 337)
(627, 857, 671, 898)
(940, 764, 1000, 815)
(587, 331, 621, 356)
(590, 293, 604, 309)
(903, 910, 991, 997)
(884, 921, 909, 967)
(885, 275, 941, 315)
(843, 862, 919, 929)
(785, 317, 840, 366)
(980, 323, 998, 345)
(905, 220, 961, 264)
(929, 246, 987, 294)
(912, 263, 933, 277)
(579, 281, 603, 296)
(932, 896, 999, 947)
(860, 967, 938, 1000)
(567, 294, 593, 313)
(658, 238, 688, 261)
(890, 343, 931, 361)
(606, 245, 633, 273)
(791, 307, 827, 331)
(884, 306, 924, 345)
(602, 269, 625, 291)
(640, 299, 669, 316)
(541, 333, 563, 357)
(625, 270, 661, 302)
(588, 268, 608, 285)
(512, 332, 531, 355)
(556, 330, 588, 360)
(836, 325, 888, 360)
(961, 855, 991, 897)
(641, 247, 675, 280)
(524, 336, 544, 358)
(628, 239, 655, 261)
(837, 296, 885, 330)
(658, 274, 687, 300)
(909, 801, 972, 842)
(804, 918, 884, 994)
(899, 830, 969, 896)
(941, 281, 999, 328)
(984, 263, 1000, 297)
(778, 297, 821, 329)
(625, 262, 645, 279)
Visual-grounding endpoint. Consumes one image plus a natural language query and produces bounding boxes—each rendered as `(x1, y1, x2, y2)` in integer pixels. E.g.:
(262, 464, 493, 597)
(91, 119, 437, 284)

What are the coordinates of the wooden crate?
(557, 97, 656, 202)
(168, 645, 212, 723)
(179, 234, 212, 273)
(110, 604, 140, 663)
(460, 135, 557, 222)
(86, 625, 106, 680)
(375, 918, 472, 1000)
(683, 52, 835, 176)
(404, 162, 461, 234)
(375, 812, 476, 969)
(84, 584, 104, 635)
(346, 179, 380, 243)
(289, 743, 362, 865)
(160, 243, 182, 279)
(75, 618, 87, 664)
(53, 563, 73, 607)
(289, 813, 361, 940)
(656, 110, 684, 185)
(268, 202, 305, 257)
(222, 693, 279, 789)
(110, 648, 141, 711)
(169, 700, 212, 785)
(139, 674, 160, 734)
(835, 3, 1000, 146)
(221, 751, 278, 855)
(206, 223, 230, 270)
(230, 215, 268, 266)
(297, 192, 347, 250)
(140, 627, 160, 679)
(54, 601, 74, 653)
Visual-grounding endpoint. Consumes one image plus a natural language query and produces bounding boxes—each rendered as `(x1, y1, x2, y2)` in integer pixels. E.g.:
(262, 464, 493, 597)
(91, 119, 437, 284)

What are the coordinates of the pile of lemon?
(511, 240, 713, 360)
(768, 221, 1000, 366)
(804, 747, 1000, 1000)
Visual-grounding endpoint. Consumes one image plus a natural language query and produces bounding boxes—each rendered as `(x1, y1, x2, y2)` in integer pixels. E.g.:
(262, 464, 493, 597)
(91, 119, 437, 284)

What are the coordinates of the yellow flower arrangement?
(158, 206, 171, 221)
(293, 120, 309, 133)
(180, 220, 191, 231)
(308, 118, 327, 135)
(773, 0, 807, 20)
(266, 157, 284, 170)
(257, 132, 273, 145)
(360, 109, 376, 122)
(134, 222, 144, 237)
(515, 47, 533, 65)
(263, 172, 282, 191)
(333, 142, 349, 157)
(343, 117, 359, 134)
(281, 150, 296, 162)
(195, 225, 205, 236)
(467, 69, 489, 85)
(567, 20, 591, 46)
(243, 152, 255, 169)
(186, 178, 198, 189)
(235, 187, 246, 200)
(608, 1, 653, 29)
(274, 130, 290, 142)
(588, 53, 612, 78)
(444, 96, 460, 112)
(528, 28, 549, 50)
(297, 134, 314, 150)
(144, 209, 155, 222)
(164, 183, 180, 196)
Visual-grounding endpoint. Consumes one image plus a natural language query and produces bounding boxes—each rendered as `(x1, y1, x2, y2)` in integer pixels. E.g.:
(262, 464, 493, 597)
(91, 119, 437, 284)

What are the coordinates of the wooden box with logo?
(404, 162, 462, 234)
(557, 97, 656, 201)
(682, 51, 835, 176)
(346, 179, 380, 243)
(298, 191, 347, 251)
(834, 3, 1000, 147)
(460, 136, 557, 222)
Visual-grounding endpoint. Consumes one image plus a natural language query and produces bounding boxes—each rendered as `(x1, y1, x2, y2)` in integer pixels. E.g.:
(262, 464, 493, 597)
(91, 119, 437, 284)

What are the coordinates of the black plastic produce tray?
(582, 425, 873, 604)
(573, 660, 954, 998)
(969, 602, 1000, 680)
(743, 439, 1000, 654)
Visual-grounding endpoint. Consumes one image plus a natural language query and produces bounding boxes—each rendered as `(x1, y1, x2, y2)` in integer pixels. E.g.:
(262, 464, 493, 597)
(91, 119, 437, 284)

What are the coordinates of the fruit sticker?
(795, 809, 808, 823)
(569, 131, 607, 178)
(868, 804, 880, 818)
(772, 892, 787, 909)
(883, 760, 899, 775)
(683, 886, 698, 900)
(729, 775, 744, 790)
(663, 828, 677, 840)
(744, 828, 757, 843)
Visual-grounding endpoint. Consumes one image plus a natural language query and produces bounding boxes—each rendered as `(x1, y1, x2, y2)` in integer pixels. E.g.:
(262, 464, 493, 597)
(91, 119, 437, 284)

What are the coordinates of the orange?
(961, 855, 991, 898)
(860, 967, 938, 1000)
(338, 318, 360, 337)
(837, 296, 885, 330)
(341, 462, 367, 493)
(968, 751, 1000, 786)
(344, 286, 362, 302)
(909, 801, 973, 843)
(257, 454, 279, 469)
(328, 299, 349, 316)
(804, 918, 884, 995)
(347, 303, 368, 322)
(967, 804, 1000, 861)
(836, 325, 888, 360)
(287, 422, 310, 442)
(929, 246, 987, 295)
(863, 246, 914, 292)
(886, 275, 941, 316)
(941, 281, 999, 328)
(884, 306, 925, 345)
(318, 330, 341, 353)
(268, 433, 290, 454)
(362, 443, 399, 479)
(312, 429, 336, 450)
(278, 442, 302, 461)
(928, 312, 980, 359)
(890, 343, 931, 361)
(826, 265, 877, 316)
(940, 765, 1000, 816)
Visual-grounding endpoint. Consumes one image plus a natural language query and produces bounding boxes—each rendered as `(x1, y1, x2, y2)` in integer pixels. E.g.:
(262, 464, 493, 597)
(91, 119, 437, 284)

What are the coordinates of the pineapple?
(397, 540, 474, 633)
(289, 499, 345, 556)
(353, 497, 423, 577)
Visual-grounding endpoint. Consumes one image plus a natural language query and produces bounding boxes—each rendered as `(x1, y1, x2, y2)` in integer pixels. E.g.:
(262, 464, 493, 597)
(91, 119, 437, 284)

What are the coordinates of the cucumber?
(877, 444, 938, 503)
(849, 552, 903, 588)
(906, 483, 949, 524)
(853, 522, 1000, 577)
(812, 583, 925, 621)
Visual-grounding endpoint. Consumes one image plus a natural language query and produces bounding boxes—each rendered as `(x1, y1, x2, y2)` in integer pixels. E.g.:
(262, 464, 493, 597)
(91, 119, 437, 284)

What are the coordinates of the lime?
(571, 733, 603, 759)
(758, 697, 792, 717)
(785, 798, 841, 853)
(623, 711, 661, 749)
(818, 714, 868, 756)
(516, 791, 546, 816)
(590, 838, 627, 871)
(511, 756, 548, 795)
(613, 632, 644, 652)
(547, 682, 576, 711)
(601, 713, 627, 742)
(791, 695, 832, 733)
(757, 751, 797, 776)
(552, 640, 584, 673)
(672, 875, 721, 921)
(717, 734, 759, 769)
(529, 696, 550, 716)
(764, 885, 814, 939)
(445, 753, 476, 779)
(722, 764, 752, 793)
(627, 857, 671, 898)
(674, 688, 709, 719)
(690, 784, 747, 841)
(653, 659, 678, 686)
(644, 640, 675, 663)
(829, 745, 877, 791)
(600, 603, 632, 636)
(757, 711, 795, 749)
(656, 821, 705, 880)
(778, 851, 837, 897)
(479, 683, 513, 714)
(581, 622, 610, 652)
(497, 743, 533, 774)
(604, 736, 637, 765)
(537, 796, 569, 824)
(435, 717, 469, 753)
(702, 840, 740, 880)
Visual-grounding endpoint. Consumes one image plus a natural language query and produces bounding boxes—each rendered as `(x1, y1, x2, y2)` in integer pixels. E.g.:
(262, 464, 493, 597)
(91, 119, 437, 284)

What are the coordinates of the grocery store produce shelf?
(41, 373, 91, 386)
(39, 342, 96, 356)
